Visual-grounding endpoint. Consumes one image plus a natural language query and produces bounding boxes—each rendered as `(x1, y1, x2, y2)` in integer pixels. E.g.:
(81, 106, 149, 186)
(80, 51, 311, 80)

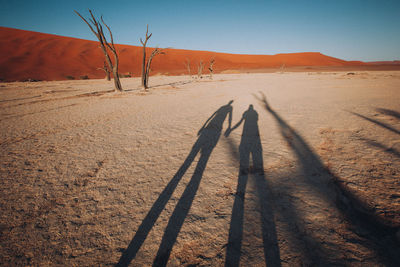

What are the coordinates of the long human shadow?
(348, 111, 400, 135)
(152, 100, 233, 266)
(375, 107, 400, 120)
(354, 108, 400, 157)
(116, 100, 233, 267)
(255, 92, 400, 266)
(224, 105, 281, 267)
(358, 136, 400, 158)
(224, 138, 330, 265)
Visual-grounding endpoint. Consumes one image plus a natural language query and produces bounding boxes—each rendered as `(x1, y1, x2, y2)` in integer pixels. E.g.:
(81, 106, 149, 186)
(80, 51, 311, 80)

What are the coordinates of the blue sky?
(1, 0, 399, 61)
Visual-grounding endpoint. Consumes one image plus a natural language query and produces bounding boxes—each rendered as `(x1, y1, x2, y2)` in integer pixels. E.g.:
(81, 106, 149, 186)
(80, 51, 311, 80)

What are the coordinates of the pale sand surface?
(1, 72, 399, 266)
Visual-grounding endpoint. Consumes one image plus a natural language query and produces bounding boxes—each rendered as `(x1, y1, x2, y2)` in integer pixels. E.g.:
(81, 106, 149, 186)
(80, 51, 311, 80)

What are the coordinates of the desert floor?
(1, 72, 399, 266)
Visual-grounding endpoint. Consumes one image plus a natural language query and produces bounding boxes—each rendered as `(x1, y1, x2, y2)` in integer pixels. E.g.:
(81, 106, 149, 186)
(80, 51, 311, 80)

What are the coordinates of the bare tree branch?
(144, 48, 165, 89)
(141, 24, 153, 88)
(184, 58, 191, 78)
(208, 58, 215, 79)
(75, 9, 122, 92)
(101, 16, 116, 51)
(198, 60, 205, 79)
(74, 10, 97, 37)
(97, 61, 111, 80)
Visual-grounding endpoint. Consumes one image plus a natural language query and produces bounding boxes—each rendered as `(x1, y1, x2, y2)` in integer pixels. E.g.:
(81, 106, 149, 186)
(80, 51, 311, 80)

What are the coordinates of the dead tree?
(140, 25, 152, 88)
(97, 61, 111, 81)
(197, 60, 205, 79)
(75, 10, 123, 92)
(144, 48, 165, 89)
(208, 58, 215, 79)
(184, 58, 191, 78)
(280, 63, 285, 73)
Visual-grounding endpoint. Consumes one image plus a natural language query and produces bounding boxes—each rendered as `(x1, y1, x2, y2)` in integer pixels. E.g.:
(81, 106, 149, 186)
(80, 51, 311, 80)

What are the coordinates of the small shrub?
(119, 73, 132, 78)
(80, 75, 89, 80)
(23, 78, 41, 82)
(66, 75, 75, 80)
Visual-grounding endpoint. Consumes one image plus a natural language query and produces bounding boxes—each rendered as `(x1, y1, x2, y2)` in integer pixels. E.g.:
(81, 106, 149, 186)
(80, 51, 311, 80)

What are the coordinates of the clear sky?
(1, 0, 399, 61)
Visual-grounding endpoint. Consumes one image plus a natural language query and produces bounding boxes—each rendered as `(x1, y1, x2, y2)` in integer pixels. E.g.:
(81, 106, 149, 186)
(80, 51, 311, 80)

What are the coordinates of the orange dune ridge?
(0, 26, 367, 82)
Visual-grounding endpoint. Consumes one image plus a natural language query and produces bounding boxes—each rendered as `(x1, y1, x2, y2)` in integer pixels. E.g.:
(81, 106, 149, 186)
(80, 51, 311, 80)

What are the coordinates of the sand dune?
(0, 27, 368, 82)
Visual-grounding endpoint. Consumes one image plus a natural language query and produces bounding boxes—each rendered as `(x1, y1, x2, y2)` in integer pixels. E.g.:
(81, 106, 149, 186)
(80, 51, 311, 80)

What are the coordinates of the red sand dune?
(0, 26, 367, 82)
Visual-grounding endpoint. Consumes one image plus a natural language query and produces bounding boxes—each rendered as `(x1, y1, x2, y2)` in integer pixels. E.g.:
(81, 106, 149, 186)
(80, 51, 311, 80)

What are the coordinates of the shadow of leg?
(256, 93, 400, 266)
(225, 172, 248, 267)
(153, 148, 214, 266)
(116, 144, 200, 267)
(252, 146, 281, 267)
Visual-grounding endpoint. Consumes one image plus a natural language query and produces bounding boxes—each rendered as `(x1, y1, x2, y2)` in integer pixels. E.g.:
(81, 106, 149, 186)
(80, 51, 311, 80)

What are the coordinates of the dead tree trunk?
(97, 61, 111, 80)
(144, 48, 165, 89)
(280, 63, 286, 73)
(184, 58, 191, 79)
(75, 10, 123, 92)
(101, 16, 122, 91)
(208, 58, 215, 79)
(197, 60, 205, 79)
(140, 25, 152, 88)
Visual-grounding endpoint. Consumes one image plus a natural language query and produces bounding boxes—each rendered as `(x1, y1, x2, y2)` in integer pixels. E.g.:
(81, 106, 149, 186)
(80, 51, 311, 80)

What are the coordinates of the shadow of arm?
(254, 91, 272, 111)
(228, 107, 233, 130)
(225, 116, 244, 137)
(198, 111, 217, 136)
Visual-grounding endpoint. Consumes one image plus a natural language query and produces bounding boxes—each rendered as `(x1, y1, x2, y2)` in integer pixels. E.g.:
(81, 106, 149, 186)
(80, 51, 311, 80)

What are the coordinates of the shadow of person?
(348, 111, 400, 135)
(348, 108, 400, 157)
(254, 92, 400, 266)
(375, 107, 400, 120)
(116, 100, 233, 267)
(224, 105, 281, 267)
